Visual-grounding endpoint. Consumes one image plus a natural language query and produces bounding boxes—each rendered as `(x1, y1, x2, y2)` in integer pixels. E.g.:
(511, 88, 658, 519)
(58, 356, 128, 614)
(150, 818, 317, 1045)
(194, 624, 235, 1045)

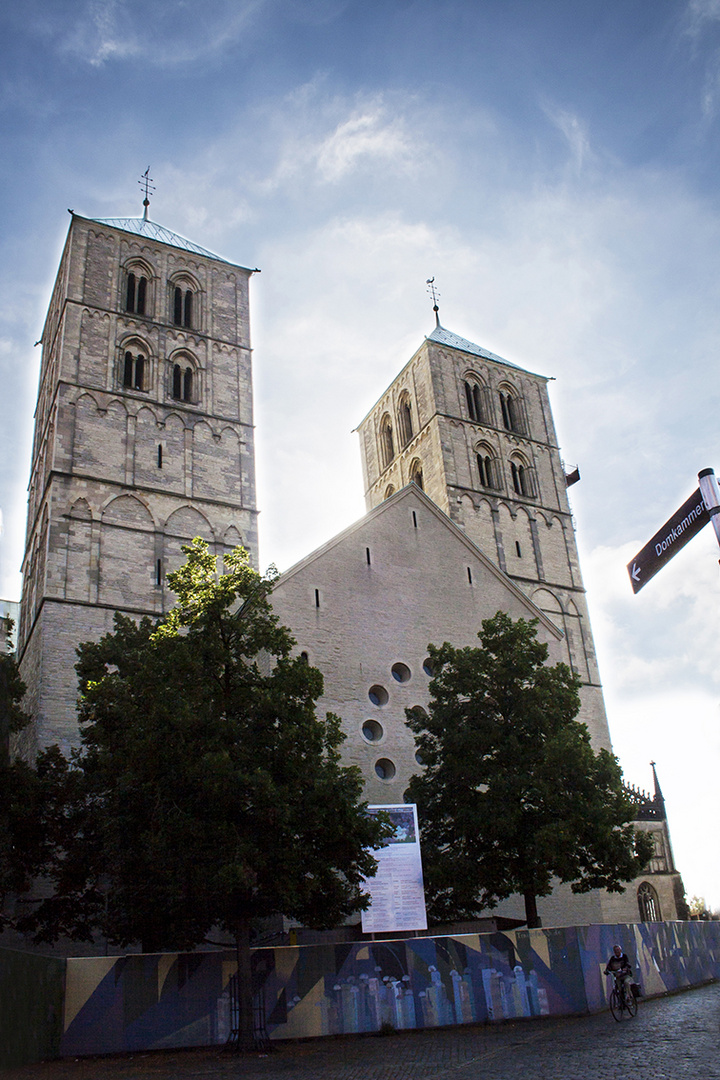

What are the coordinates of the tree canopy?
(405, 612, 653, 928)
(21, 542, 388, 1042)
(0, 639, 44, 927)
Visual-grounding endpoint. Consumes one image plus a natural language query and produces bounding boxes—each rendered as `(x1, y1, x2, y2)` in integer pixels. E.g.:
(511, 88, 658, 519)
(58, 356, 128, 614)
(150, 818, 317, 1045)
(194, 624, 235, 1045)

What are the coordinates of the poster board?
(361, 804, 427, 933)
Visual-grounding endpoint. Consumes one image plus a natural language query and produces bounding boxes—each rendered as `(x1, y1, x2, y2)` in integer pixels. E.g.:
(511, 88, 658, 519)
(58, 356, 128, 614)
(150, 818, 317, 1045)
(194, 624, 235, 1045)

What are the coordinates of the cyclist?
(604, 944, 632, 995)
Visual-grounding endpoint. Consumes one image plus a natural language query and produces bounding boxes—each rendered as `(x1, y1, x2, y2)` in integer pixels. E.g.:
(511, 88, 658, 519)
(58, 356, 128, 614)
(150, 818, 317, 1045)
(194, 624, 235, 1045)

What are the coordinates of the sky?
(1, 0, 719, 911)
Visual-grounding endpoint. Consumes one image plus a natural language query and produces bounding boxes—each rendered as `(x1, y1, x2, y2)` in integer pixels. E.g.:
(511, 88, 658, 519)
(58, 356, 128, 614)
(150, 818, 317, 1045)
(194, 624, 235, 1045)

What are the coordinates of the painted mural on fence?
(59, 920, 720, 1056)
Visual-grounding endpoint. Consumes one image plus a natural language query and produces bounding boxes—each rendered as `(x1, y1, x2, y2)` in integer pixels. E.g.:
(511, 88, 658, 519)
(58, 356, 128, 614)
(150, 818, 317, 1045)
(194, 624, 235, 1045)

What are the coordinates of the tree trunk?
(234, 915, 255, 1051)
(523, 889, 541, 928)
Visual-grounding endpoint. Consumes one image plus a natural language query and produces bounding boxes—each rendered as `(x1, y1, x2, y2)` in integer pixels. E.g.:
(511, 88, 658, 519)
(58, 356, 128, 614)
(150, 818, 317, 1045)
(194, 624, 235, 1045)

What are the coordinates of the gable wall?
(270, 489, 567, 806)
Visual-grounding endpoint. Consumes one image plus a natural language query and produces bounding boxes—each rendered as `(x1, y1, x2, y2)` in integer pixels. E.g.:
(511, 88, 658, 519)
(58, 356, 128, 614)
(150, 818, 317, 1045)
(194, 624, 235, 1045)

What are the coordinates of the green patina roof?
(88, 216, 236, 265)
(427, 324, 528, 373)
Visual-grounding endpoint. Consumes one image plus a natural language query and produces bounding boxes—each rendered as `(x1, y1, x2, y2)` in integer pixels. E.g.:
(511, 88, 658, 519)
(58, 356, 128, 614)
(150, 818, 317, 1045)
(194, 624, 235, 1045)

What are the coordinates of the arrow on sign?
(627, 487, 710, 594)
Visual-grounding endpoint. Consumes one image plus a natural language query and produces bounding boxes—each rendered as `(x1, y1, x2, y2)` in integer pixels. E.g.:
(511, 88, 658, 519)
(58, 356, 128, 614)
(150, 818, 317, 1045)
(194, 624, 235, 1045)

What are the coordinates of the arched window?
(173, 286, 193, 328)
(125, 272, 148, 315)
(384, 484, 395, 499)
(380, 414, 394, 469)
(410, 459, 424, 490)
(122, 351, 146, 391)
(476, 446, 499, 490)
(172, 363, 194, 403)
(510, 458, 534, 498)
(499, 389, 525, 434)
(123, 262, 153, 316)
(398, 394, 413, 446)
(464, 380, 487, 423)
(637, 882, 661, 922)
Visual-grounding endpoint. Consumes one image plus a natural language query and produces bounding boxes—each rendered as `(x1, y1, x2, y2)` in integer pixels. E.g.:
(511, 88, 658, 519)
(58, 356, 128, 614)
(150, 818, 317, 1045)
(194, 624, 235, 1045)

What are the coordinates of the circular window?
(368, 684, 389, 706)
(422, 657, 434, 677)
(415, 750, 424, 766)
(362, 719, 383, 742)
(374, 758, 396, 780)
(391, 662, 411, 683)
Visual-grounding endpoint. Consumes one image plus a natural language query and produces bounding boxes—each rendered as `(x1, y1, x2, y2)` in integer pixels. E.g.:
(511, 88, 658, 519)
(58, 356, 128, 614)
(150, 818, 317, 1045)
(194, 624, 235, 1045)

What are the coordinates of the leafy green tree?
(0, 626, 29, 767)
(0, 633, 70, 935)
(25, 542, 388, 1047)
(405, 612, 653, 929)
(0, 640, 41, 926)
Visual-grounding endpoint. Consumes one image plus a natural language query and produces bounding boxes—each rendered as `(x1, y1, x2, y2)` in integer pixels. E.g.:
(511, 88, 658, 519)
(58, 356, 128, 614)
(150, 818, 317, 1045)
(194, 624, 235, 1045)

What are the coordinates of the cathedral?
(15, 208, 683, 926)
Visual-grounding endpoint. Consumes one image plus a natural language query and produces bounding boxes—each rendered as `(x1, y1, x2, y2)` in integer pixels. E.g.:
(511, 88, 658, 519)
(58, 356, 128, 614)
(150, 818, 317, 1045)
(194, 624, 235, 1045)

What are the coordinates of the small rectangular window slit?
(157, 444, 163, 469)
(314, 589, 320, 608)
(156, 559, 162, 586)
(515, 541, 522, 557)
(467, 566, 473, 584)
(366, 547, 371, 565)
(412, 511, 418, 529)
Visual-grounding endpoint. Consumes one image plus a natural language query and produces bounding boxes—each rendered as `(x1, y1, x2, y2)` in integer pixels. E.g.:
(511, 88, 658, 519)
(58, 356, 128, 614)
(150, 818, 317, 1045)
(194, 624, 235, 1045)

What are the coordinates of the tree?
(687, 895, 717, 920)
(25, 541, 388, 1047)
(0, 632, 46, 929)
(0, 626, 29, 766)
(405, 612, 654, 929)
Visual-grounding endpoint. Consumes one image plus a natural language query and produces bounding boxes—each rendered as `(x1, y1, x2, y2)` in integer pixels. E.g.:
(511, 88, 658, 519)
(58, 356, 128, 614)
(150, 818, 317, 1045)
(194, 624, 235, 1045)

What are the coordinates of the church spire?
(426, 277, 441, 328)
(650, 760, 665, 805)
(138, 167, 155, 221)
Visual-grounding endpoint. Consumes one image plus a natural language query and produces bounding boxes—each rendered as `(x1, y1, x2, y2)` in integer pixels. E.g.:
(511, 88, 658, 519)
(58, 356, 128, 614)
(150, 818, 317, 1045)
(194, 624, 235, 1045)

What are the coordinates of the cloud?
(253, 87, 427, 191)
(686, 0, 720, 36)
(314, 107, 421, 182)
(62, 0, 141, 66)
(30, 0, 268, 68)
(541, 102, 594, 174)
(681, 0, 720, 118)
(252, 212, 453, 571)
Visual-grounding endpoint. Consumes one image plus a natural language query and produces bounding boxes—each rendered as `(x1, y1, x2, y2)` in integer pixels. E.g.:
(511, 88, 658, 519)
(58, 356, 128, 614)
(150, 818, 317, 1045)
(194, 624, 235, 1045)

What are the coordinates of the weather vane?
(138, 167, 155, 221)
(426, 277, 440, 327)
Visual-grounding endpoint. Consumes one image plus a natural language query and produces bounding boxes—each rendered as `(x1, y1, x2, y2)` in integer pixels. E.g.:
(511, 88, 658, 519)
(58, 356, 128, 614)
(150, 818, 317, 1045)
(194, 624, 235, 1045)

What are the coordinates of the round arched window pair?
(172, 362, 195, 403)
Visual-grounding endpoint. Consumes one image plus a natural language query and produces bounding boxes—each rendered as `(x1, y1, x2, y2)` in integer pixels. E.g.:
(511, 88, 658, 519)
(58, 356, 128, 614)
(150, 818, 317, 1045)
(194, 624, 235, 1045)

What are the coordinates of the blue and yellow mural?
(57, 921, 720, 1057)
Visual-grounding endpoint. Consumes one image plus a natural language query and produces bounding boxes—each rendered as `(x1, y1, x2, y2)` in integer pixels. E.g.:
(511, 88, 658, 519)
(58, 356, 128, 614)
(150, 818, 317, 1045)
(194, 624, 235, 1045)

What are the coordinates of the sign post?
(627, 487, 709, 593)
(627, 468, 720, 593)
(697, 468, 720, 550)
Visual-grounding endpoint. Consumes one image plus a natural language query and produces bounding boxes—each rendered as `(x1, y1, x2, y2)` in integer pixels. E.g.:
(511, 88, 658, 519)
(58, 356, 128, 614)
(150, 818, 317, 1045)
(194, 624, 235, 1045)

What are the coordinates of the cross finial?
(138, 167, 155, 221)
(426, 277, 440, 328)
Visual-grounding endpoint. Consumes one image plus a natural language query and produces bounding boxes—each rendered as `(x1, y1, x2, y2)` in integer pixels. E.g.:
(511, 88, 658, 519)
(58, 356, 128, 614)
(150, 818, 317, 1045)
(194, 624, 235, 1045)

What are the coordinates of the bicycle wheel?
(609, 987, 622, 1021)
(625, 990, 637, 1017)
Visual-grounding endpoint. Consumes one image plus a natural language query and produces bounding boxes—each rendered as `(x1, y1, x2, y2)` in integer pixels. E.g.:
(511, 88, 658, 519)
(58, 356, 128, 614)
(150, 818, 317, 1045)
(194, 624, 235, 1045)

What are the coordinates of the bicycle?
(607, 973, 637, 1021)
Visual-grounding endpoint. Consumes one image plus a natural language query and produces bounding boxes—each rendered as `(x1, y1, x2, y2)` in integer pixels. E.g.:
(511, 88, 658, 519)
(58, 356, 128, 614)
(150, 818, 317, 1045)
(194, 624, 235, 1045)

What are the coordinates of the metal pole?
(698, 468, 720, 549)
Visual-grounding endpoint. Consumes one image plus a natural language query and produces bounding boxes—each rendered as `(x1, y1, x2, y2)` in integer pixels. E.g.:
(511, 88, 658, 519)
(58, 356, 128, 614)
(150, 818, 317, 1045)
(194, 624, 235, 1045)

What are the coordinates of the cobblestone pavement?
(6, 982, 719, 1080)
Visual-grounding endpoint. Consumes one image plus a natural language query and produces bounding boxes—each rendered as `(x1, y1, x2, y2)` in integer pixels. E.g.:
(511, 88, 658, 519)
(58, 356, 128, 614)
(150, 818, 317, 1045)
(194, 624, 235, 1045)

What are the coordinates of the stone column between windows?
(89, 516, 101, 604)
(126, 413, 137, 487)
(184, 425, 193, 498)
(529, 517, 545, 581)
(491, 504, 507, 574)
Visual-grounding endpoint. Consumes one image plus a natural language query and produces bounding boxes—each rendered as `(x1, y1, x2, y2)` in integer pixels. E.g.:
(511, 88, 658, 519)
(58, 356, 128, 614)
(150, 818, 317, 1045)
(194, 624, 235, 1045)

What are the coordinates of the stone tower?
(17, 212, 258, 756)
(270, 320, 684, 923)
(356, 322, 611, 750)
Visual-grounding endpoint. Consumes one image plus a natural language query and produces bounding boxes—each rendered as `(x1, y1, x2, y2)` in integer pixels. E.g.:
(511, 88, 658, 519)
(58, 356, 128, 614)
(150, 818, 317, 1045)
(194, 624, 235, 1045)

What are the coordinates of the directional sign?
(628, 487, 710, 594)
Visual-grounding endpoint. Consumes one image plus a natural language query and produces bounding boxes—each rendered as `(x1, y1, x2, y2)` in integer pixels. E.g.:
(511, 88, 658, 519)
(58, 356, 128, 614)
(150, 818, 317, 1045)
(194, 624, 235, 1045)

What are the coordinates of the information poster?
(361, 804, 427, 933)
